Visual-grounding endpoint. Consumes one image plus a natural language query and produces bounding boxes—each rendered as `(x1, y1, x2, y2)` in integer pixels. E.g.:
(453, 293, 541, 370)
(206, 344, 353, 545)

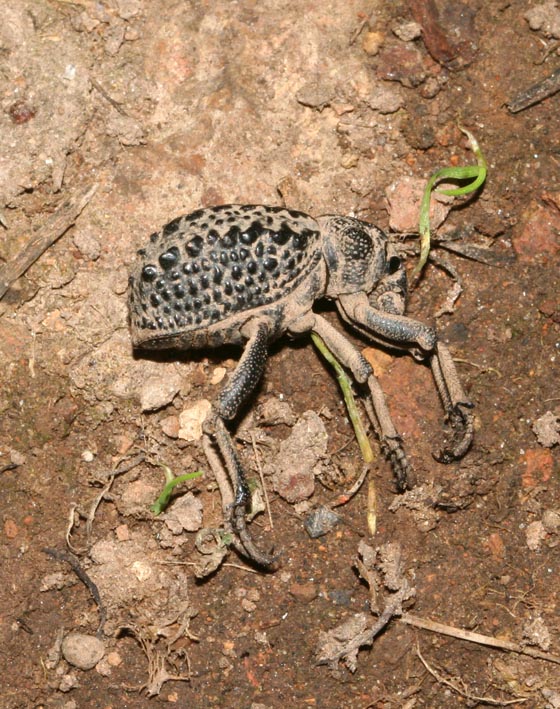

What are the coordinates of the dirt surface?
(1, 1, 559, 707)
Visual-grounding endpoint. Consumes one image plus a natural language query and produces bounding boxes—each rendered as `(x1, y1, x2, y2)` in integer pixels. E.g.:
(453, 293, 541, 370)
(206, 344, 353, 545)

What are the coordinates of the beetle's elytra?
(129, 205, 473, 568)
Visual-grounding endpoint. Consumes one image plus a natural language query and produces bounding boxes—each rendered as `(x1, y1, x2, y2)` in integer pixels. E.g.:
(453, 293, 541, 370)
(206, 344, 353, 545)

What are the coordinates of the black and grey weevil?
(128, 204, 473, 567)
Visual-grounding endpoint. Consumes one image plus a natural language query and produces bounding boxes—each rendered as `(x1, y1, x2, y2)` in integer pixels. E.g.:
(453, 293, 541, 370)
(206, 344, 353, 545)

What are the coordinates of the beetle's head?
(368, 241, 407, 315)
(318, 216, 407, 314)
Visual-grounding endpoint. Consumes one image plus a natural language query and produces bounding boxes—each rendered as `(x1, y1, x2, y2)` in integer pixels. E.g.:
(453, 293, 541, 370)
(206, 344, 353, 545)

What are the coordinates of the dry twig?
(251, 430, 274, 530)
(416, 641, 528, 706)
(402, 613, 560, 665)
(43, 546, 106, 636)
(0, 184, 98, 300)
(508, 66, 560, 113)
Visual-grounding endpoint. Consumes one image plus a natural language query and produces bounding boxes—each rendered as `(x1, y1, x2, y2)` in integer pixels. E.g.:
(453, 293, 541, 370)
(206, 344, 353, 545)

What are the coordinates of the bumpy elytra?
(129, 204, 474, 568)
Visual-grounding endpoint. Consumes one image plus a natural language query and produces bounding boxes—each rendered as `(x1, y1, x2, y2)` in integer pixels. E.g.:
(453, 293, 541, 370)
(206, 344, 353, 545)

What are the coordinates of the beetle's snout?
(370, 287, 406, 315)
(369, 252, 408, 314)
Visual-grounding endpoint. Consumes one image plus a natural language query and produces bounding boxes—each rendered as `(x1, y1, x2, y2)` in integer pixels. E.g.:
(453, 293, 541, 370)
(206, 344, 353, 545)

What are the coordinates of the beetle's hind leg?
(203, 317, 278, 569)
(309, 314, 411, 491)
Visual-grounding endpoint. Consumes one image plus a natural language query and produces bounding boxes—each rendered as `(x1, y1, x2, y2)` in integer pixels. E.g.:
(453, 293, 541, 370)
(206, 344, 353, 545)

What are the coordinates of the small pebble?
(164, 492, 203, 534)
(210, 366, 227, 385)
(542, 509, 560, 532)
(304, 505, 340, 538)
(58, 673, 79, 692)
(526, 520, 547, 551)
(289, 582, 318, 603)
(361, 30, 384, 55)
(393, 21, 422, 41)
(3, 519, 18, 539)
(10, 449, 26, 466)
(160, 414, 180, 438)
(106, 651, 122, 667)
(62, 633, 105, 670)
(140, 373, 182, 412)
(115, 524, 129, 541)
(178, 399, 212, 441)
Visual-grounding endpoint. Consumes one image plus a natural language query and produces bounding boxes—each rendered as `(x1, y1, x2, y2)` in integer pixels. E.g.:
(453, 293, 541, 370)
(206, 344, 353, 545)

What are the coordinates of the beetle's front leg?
(428, 340, 474, 461)
(338, 293, 474, 462)
(203, 317, 278, 569)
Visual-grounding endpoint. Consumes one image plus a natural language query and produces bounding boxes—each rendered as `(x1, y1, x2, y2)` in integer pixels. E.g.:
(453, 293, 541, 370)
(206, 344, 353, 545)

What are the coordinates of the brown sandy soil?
(1, 1, 559, 707)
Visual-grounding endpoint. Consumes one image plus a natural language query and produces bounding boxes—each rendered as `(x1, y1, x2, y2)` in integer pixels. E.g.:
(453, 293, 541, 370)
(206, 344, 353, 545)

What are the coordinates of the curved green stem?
(151, 465, 204, 515)
(414, 127, 487, 278)
(311, 332, 374, 463)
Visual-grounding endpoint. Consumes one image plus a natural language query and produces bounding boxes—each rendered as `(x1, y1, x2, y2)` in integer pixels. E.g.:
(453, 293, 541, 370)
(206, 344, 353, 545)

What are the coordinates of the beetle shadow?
(129, 297, 414, 428)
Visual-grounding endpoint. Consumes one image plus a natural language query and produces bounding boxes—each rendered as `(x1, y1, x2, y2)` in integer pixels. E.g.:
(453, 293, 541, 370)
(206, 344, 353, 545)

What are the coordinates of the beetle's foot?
(382, 438, 411, 492)
(434, 405, 474, 463)
(231, 498, 280, 571)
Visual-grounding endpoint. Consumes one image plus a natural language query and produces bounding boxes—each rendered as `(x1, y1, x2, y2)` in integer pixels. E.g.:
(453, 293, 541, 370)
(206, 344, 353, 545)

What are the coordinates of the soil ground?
(1, 1, 559, 708)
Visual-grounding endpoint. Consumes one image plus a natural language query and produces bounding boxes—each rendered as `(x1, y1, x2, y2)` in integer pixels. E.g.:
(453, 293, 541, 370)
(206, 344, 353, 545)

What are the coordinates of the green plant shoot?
(414, 126, 487, 278)
(150, 463, 204, 515)
(311, 332, 374, 464)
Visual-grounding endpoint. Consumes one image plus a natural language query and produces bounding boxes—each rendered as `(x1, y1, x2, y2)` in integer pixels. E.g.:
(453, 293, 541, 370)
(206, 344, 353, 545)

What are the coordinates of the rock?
(160, 414, 180, 438)
(366, 86, 404, 114)
(523, 614, 551, 651)
(164, 492, 203, 534)
(541, 687, 560, 708)
(178, 399, 212, 441)
(73, 228, 101, 260)
(525, 1, 560, 38)
(526, 520, 547, 551)
(542, 509, 560, 533)
(115, 524, 129, 541)
(61, 633, 105, 670)
(58, 673, 79, 692)
(304, 505, 340, 538)
(512, 203, 560, 263)
(376, 44, 427, 88)
(385, 176, 453, 233)
(289, 581, 318, 603)
(210, 366, 227, 385)
(521, 448, 554, 489)
(257, 397, 296, 426)
(118, 479, 159, 516)
(116, 0, 143, 20)
(402, 111, 436, 150)
(296, 80, 336, 110)
(40, 572, 67, 592)
(9, 449, 26, 466)
(361, 30, 384, 56)
(532, 411, 560, 448)
(393, 21, 422, 41)
(270, 411, 328, 503)
(242, 598, 257, 612)
(140, 372, 182, 412)
(411, 0, 478, 69)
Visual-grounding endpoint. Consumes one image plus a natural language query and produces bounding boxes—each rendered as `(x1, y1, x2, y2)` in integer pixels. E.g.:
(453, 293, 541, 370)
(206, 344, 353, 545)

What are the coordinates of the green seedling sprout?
(311, 332, 374, 464)
(150, 463, 203, 515)
(414, 126, 487, 278)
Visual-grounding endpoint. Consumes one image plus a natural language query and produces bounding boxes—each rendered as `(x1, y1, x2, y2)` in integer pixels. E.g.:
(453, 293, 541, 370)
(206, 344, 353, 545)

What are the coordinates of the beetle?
(128, 204, 473, 567)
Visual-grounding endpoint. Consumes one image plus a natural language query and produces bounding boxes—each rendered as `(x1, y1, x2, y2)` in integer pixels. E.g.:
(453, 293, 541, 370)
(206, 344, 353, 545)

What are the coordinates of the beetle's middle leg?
(203, 317, 277, 568)
(303, 314, 411, 491)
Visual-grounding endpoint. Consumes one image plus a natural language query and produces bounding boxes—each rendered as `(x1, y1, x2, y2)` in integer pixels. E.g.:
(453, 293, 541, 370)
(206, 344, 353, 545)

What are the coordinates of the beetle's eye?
(387, 256, 401, 275)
